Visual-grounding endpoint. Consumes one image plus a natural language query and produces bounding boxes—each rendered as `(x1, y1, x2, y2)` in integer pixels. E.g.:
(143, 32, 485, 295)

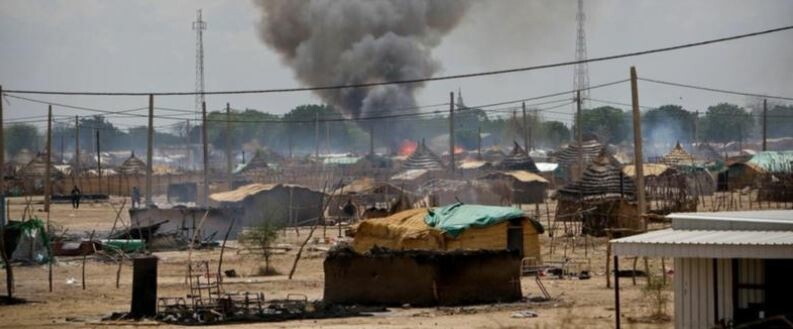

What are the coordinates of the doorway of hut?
(507, 218, 523, 257)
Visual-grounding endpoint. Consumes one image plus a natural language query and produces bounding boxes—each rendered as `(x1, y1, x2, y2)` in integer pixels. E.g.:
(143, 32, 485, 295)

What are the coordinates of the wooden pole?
(145, 94, 154, 206)
(0, 85, 4, 197)
(576, 90, 583, 179)
(522, 102, 529, 151)
(0, 85, 11, 298)
(630, 67, 647, 229)
(46, 105, 53, 292)
(614, 255, 621, 329)
(693, 110, 699, 145)
(201, 101, 209, 207)
(74, 116, 80, 179)
(762, 99, 767, 151)
(449, 92, 455, 173)
(225, 103, 232, 190)
(96, 130, 101, 195)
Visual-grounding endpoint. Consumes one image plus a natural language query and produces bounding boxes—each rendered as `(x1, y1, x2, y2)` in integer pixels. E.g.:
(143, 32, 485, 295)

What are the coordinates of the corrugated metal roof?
(669, 210, 793, 231)
(612, 228, 793, 245)
(611, 228, 793, 258)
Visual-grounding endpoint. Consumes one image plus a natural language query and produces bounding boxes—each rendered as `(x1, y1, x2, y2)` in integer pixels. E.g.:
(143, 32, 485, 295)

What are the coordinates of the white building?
(610, 210, 793, 329)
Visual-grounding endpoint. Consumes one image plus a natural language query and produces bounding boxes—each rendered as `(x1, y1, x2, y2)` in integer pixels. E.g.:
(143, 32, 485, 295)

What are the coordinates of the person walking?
(131, 186, 141, 208)
(70, 185, 82, 209)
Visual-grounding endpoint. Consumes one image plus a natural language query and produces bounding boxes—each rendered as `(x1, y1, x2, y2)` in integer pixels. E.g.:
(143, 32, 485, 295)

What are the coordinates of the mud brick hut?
(210, 183, 325, 232)
(552, 139, 604, 183)
(555, 150, 640, 236)
(478, 170, 549, 204)
(328, 177, 414, 220)
(325, 204, 543, 306)
(498, 142, 539, 173)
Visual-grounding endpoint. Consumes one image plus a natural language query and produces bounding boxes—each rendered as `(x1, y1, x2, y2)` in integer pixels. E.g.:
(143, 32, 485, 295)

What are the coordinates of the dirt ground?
(0, 197, 682, 329)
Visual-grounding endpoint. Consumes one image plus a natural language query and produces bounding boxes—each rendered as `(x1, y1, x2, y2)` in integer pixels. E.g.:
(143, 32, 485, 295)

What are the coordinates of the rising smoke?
(253, 0, 471, 149)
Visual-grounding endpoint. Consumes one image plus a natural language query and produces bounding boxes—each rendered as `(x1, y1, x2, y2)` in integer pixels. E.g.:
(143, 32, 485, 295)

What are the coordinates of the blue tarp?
(424, 203, 525, 238)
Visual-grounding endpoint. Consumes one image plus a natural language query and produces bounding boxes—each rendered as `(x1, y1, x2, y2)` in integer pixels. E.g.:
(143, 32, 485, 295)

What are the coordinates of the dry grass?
(0, 198, 680, 328)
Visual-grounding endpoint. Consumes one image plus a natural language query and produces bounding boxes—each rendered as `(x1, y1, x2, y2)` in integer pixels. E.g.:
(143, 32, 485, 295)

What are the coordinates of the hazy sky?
(1, 0, 791, 132)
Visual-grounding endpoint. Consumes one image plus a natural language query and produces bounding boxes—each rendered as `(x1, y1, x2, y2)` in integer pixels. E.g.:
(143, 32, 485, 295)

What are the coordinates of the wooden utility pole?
(46, 106, 53, 292)
(449, 92, 455, 173)
(0, 85, 4, 201)
(762, 99, 768, 151)
(225, 103, 232, 190)
(314, 112, 319, 159)
(145, 94, 154, 207)
(74, 116, 80, 177)
(576, 90, 583, 179)
(96, 130, 101, 195)
(185, 119, 191, 169)
(201, 101, 209, 207)
(532, 108, 538, 150)
(522, 102, 529, 152)
(630, 66, 647, 229)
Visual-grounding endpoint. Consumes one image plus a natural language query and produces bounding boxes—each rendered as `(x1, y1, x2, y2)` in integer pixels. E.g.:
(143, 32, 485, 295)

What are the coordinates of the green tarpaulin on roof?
(424, 203, 525, 238)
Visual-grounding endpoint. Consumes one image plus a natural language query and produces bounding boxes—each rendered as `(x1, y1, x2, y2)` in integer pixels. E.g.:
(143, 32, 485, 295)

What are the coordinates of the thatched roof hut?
(351, 204, 543, 258)
(19, 152, 62, 178)
(663, 142, 695, 166)
(117, 152, 146, 175)
(236, 149, 271, 175)
(554, 139, 603, 168)
(329, 177, 413, 219)
(498, 142, 539, 173)
(557, 150, 634, 201)
(401, 140, 445, 171)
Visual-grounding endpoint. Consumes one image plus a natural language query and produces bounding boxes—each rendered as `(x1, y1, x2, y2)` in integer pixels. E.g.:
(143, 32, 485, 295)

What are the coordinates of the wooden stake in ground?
(82, 230, 95, 290)
(288, 182, 338, 280)
(46, 105, 53, 292)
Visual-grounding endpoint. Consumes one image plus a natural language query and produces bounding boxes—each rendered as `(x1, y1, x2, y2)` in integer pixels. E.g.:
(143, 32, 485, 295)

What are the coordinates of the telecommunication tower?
(193, 9, 207, 113)
(573, 0, 590, 108)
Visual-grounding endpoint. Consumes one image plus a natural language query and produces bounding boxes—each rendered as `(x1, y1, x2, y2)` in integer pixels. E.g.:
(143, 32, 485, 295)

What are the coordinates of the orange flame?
(399, 140, 417, 156)
(454, 146, 464, 154)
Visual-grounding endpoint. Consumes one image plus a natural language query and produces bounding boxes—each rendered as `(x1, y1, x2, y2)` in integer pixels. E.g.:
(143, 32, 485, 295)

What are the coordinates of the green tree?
(578, 106, 630, 144)
(700, 103, 754, 143)
(539, 121, 571, 148)
(238, 221, 280, 275)
(642, 105, 695, 143)
(5, 124, 41, 156)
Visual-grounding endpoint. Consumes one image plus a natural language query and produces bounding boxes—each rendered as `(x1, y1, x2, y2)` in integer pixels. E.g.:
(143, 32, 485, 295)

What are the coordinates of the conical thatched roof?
(118, 152, 146, 175)
(20, 152, 61, 177)
(663, 142, 695, 166)
(554, 139, 604, 167)
(498, 142, 539, 172)
(558, 149, 635, 201)
(402, 140, 444, 171)
(237, 149, 271, 174)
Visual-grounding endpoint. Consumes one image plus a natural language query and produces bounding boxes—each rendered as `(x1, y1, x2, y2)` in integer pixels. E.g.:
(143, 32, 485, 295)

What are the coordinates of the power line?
(638, 77, 793, 101)
(4, 25, 793, 96)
